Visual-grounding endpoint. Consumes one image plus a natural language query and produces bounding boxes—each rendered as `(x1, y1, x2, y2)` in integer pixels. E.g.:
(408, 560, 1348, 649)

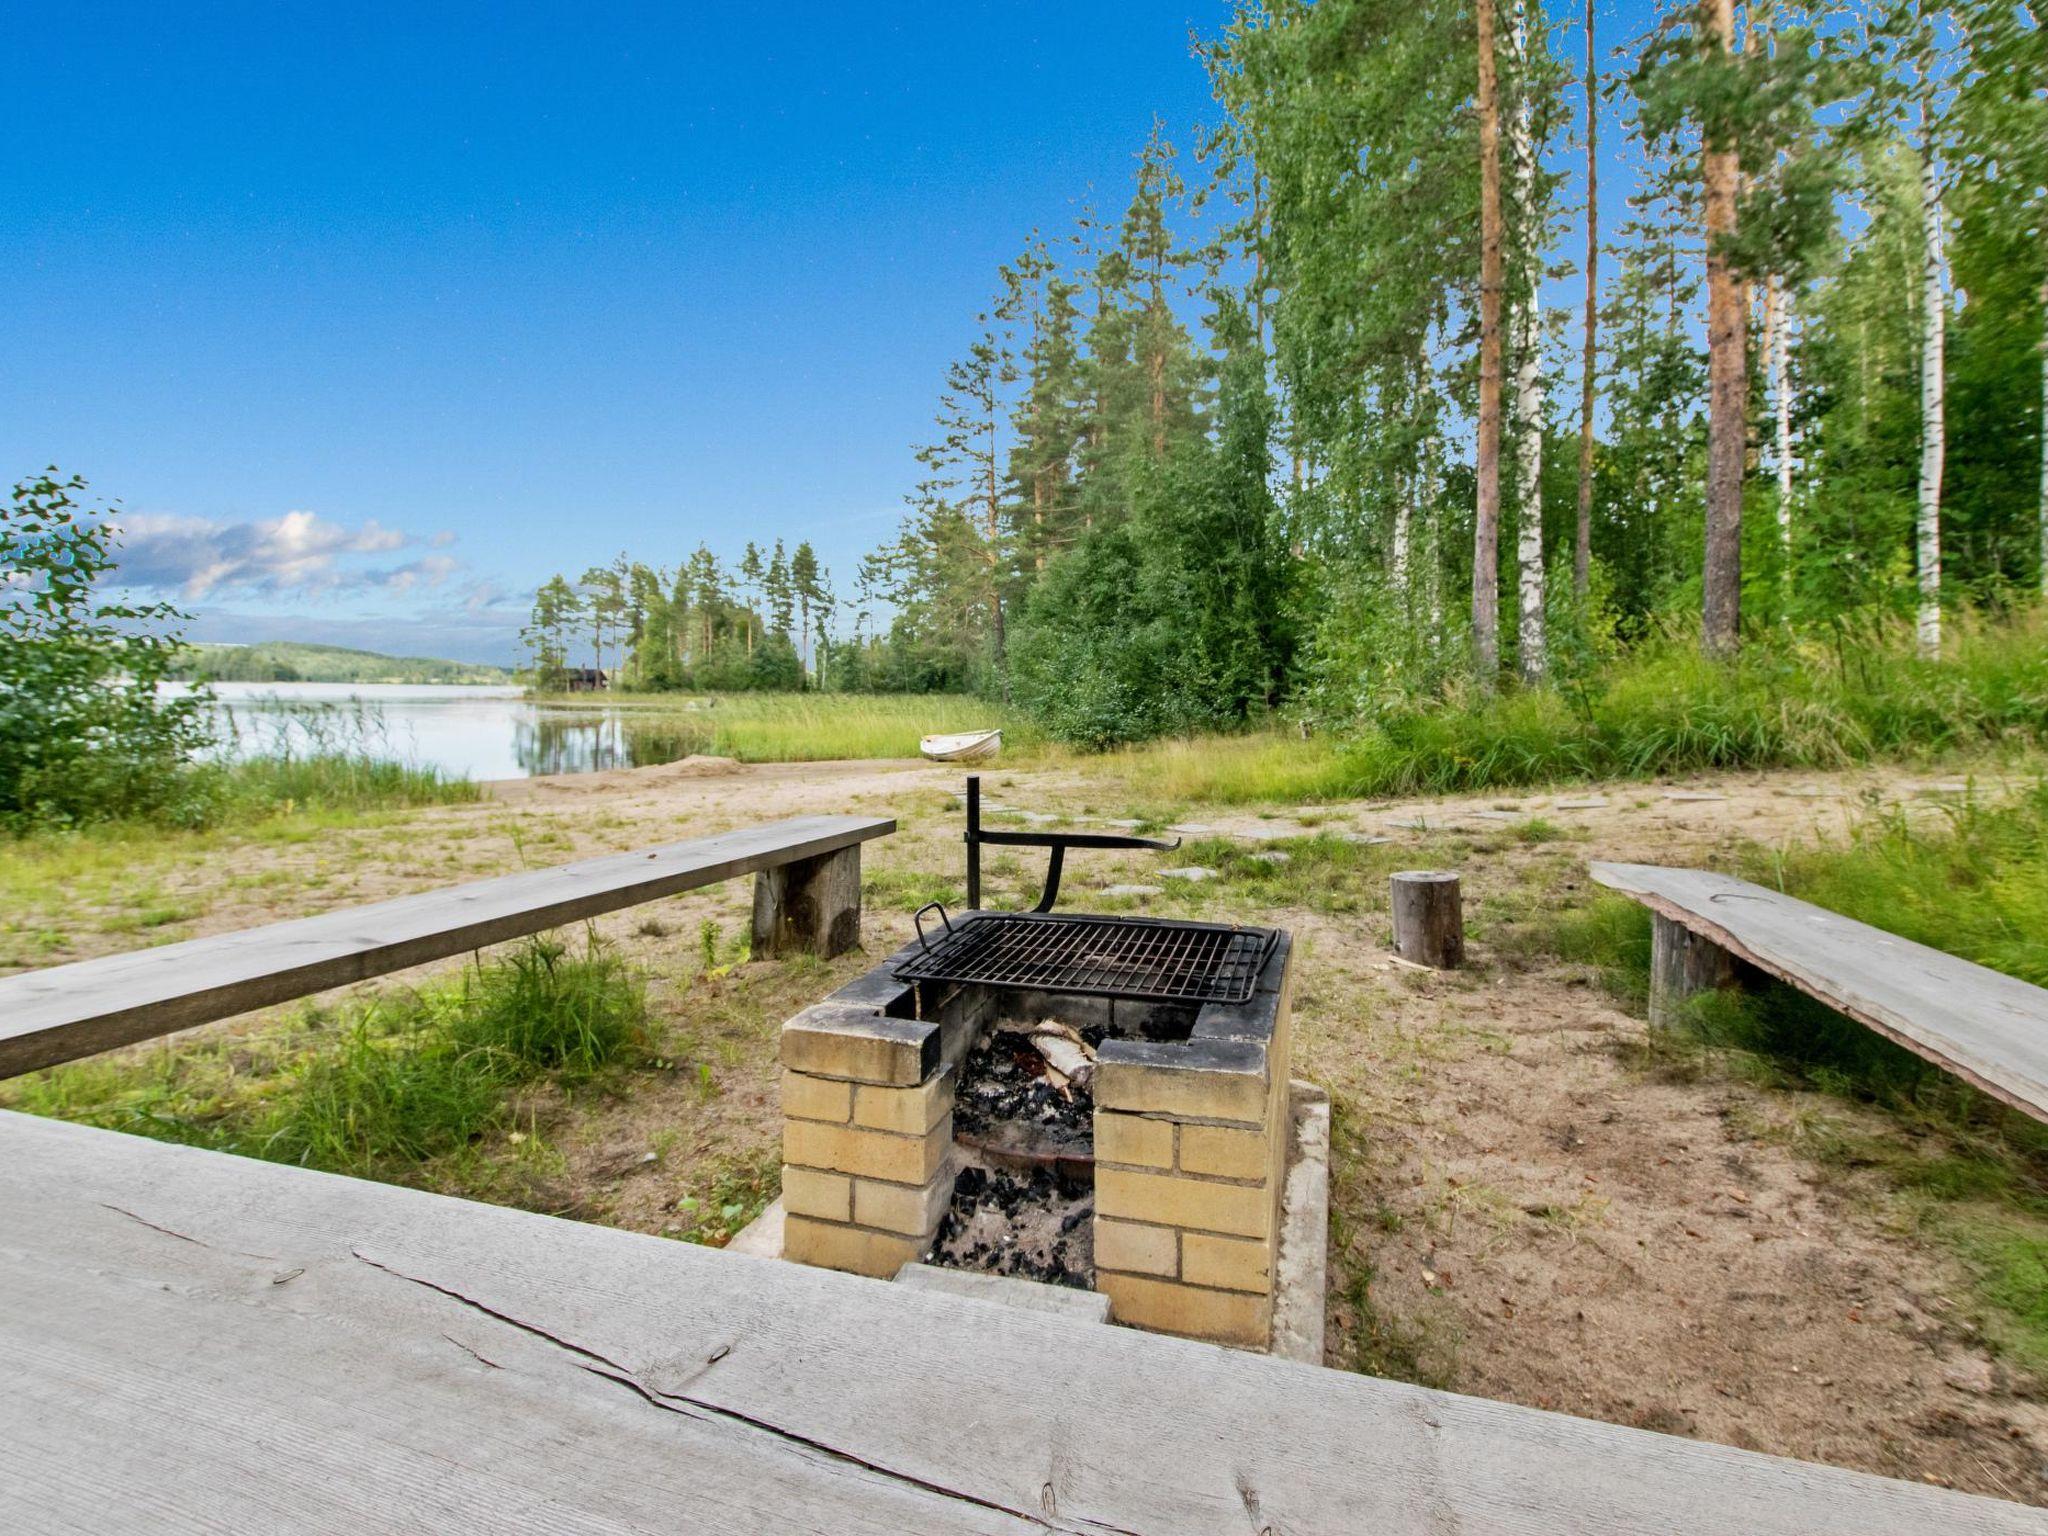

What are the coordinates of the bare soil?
(6, 754, 2045, 1504)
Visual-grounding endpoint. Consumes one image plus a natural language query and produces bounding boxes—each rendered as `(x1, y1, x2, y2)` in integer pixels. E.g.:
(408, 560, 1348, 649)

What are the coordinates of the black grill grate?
(894, 913, 1278, 1005)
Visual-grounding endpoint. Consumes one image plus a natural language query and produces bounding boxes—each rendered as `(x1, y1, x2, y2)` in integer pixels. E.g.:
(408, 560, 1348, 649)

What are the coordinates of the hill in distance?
(170, 640, 513, 686)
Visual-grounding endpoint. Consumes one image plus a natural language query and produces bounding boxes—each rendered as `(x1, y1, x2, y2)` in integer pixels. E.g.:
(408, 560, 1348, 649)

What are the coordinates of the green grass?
(4, 935, 647, 1180)
(547, 691, 1047, 763)
(201, 752, 479, 817)
(1100, 612, 2048, 805)
(1543, 782, 2048, 1374)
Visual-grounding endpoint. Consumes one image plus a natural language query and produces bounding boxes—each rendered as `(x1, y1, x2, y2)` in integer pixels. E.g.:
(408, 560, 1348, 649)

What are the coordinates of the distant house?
(562, 667, 609, 693)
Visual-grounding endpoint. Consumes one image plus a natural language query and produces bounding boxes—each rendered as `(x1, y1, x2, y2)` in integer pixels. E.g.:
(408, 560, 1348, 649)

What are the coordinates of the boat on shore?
(920, 728, 1001, 762)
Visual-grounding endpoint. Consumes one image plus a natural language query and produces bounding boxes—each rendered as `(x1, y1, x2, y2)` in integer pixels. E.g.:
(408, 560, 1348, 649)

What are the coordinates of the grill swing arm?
(963, 775, 1179, 912)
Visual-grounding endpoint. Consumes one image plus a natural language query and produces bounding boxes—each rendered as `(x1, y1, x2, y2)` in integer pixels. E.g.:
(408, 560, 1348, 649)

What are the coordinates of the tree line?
(522, 540, 842, 693)
(532, 0, 2048, 742)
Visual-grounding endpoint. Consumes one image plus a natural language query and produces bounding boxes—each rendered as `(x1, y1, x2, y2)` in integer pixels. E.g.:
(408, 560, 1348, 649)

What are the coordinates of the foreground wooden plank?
(0, 1113, 2032, 1534)
(1591, 861, 2048, 1124)
(0, 814, 893, 1079)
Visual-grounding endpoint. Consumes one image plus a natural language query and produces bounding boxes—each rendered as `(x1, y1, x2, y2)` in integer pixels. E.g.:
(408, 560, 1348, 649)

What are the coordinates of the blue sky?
(7, 1, 1649, 665)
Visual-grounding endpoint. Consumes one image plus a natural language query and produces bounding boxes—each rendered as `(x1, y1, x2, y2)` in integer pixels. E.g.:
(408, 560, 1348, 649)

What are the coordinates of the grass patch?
(4, 935, 647, 1180)
(547, 691, 1047, 764)
(1092, 613, 2048, 805)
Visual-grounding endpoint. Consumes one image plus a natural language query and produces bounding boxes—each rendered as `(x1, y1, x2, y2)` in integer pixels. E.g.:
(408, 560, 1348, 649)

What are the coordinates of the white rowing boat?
(920, 728, 1002, 762)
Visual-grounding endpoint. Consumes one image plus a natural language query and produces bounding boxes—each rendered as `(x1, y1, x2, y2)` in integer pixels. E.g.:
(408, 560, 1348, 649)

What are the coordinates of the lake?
(187, 683, 713, 781)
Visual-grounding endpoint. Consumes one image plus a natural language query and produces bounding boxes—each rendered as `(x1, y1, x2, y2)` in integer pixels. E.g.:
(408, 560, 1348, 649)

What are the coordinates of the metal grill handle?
(912, 900, 954, 952)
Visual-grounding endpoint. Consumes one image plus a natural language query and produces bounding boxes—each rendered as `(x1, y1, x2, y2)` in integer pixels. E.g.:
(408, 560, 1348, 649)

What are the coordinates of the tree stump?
(753, 844, 864, 959)
(1648, 912, 1739, 1029)
(1390, 871, 1463, 969)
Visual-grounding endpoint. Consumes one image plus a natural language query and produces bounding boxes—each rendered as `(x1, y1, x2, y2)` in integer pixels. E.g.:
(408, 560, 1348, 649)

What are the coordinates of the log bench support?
(753, 843, 864, 959)
(1648, 911, 1744, 1029)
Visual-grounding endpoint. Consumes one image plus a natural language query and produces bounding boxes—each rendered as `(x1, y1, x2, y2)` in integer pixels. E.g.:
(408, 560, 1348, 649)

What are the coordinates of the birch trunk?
(1426, 434, 1446, 649)
(2039, 275, 2048, 598)
(1474, 0, 1505, 683)
(1574, 0, 1597, 602)
(1701, 0, 1746, 657)
(1917, 99, 1946, 659)
(1392, 467, 1413, 605)
(1766, 276, 1794, 585)
(1510, 0, 1546, 683)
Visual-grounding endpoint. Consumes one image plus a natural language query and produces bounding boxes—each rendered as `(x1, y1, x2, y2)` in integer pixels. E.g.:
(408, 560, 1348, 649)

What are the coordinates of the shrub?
(0, 472, 216, 829)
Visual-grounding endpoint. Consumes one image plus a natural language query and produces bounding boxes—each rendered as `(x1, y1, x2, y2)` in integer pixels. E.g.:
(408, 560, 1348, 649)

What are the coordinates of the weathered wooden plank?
(0, 814, 893, 1079)
(0, 1111, 2033, 1534)
(1592, 861, 2048, 1123)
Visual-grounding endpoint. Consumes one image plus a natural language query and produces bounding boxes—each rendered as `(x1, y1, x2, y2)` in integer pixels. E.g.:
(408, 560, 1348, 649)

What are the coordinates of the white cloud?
(109, 510, 457, 598)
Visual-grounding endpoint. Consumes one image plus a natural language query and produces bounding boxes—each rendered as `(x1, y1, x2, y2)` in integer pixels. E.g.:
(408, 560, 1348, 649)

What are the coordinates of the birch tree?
(1916, 84, 1948, 655)
(1509, 0, 1548, 682)
(1476, 0, 1507, 681)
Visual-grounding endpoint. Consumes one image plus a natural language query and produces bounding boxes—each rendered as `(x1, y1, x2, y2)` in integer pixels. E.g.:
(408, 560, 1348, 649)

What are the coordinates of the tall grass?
(6, 935, 646, 1178)
(1546, 782, 2048, 1371)
(1111, 612, 2048, 805)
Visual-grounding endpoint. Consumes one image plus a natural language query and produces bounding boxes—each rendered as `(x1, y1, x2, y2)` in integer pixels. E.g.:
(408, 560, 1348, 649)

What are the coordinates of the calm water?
(184, 683, 711, 781)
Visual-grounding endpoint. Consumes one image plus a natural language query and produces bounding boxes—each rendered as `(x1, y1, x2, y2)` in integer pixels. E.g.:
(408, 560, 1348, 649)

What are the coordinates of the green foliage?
(1012, 295, 1292, 747)
(0, 472, 217, 829)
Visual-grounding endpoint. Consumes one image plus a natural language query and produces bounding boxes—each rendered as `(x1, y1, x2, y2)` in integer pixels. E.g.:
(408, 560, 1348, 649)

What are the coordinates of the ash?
(926, 1158, 1093, 1290)
(949, 1026, 1097, 1151)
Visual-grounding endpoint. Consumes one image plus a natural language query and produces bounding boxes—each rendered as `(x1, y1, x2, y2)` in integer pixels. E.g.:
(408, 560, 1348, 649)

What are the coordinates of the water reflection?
(513, 713, 712, 777)
(173, 683, 715, 781)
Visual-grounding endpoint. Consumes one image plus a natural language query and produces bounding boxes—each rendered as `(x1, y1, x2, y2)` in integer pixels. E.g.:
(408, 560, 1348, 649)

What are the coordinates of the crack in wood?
(100, 1202, 279, 1261)
(351, 1247, 1141, 1536)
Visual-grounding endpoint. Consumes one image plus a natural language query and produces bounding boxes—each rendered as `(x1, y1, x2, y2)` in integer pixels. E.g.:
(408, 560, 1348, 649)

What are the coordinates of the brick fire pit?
(778, 921, 1294, 1349)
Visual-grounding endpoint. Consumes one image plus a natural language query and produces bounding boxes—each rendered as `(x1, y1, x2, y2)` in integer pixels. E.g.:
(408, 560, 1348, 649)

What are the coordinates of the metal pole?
(965, 775, 981, 910)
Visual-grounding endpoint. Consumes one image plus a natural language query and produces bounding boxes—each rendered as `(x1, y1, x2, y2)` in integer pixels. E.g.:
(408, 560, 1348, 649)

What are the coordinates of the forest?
(524, 0, 2048, 752)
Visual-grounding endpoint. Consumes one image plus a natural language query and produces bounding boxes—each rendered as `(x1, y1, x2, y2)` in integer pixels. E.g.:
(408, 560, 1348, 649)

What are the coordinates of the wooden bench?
(1591, 861, 2048, 1125)
(1, 1108, 2034, 1533)
(0, 813, 893, 1079)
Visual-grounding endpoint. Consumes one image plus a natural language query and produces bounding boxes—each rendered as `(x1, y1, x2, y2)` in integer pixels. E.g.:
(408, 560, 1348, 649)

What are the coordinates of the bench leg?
(1648, 912, 1740, 1028)
(753, 845, 863, 959)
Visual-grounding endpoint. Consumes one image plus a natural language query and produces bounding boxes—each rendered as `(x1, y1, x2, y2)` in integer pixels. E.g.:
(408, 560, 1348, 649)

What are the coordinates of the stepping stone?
(1777, 785, 1834, 798)
(1159, 866, 1219, 882)
(1663, 791, 1726, 803)
(1101, 884, 1163, 899)
(1914, 781, 1973, 796)
(1553, 797, 1608, 811)
(1019, 811, 1059, 824)
(1339, 833, 1395, 846)
(1383, 816, 1445, 831)
(1094, 818, 1143, 829)
(1249, 850, 1292, 865)
(1471, 810, 1521, 822)
(1169, 823, 1221, 835)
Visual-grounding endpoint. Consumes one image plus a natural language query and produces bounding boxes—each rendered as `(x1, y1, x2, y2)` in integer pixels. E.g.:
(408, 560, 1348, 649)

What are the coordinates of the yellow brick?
(1093, 1217, 1177, 1278)
(1094, 1047, 1267, 1124)
(1178, 1123, 1268, 1181)
(1095, 1167, 1270, 1240)
(780, 1166, 851, 1222)
(1093, 1111, 1174, 1169)
(1180, 1232, 1272, 1295)
(853, 1173, 953, 1236)
(782, 1070, 852, 1124)
(852, 1073, 951, 1135)
(784, 1117, 951, 1184)
(783, 1215, 928, 1279)
(1097, 1271, 1271, 1348)
(780, 1004, 935, 1086)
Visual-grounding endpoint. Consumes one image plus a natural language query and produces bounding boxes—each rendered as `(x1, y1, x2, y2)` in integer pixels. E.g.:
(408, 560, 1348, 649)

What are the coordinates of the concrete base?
(725, 1199, 785, 1258)
(893, 1263, 1112, 1323)
(1269, 1081, 1331, 1365)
